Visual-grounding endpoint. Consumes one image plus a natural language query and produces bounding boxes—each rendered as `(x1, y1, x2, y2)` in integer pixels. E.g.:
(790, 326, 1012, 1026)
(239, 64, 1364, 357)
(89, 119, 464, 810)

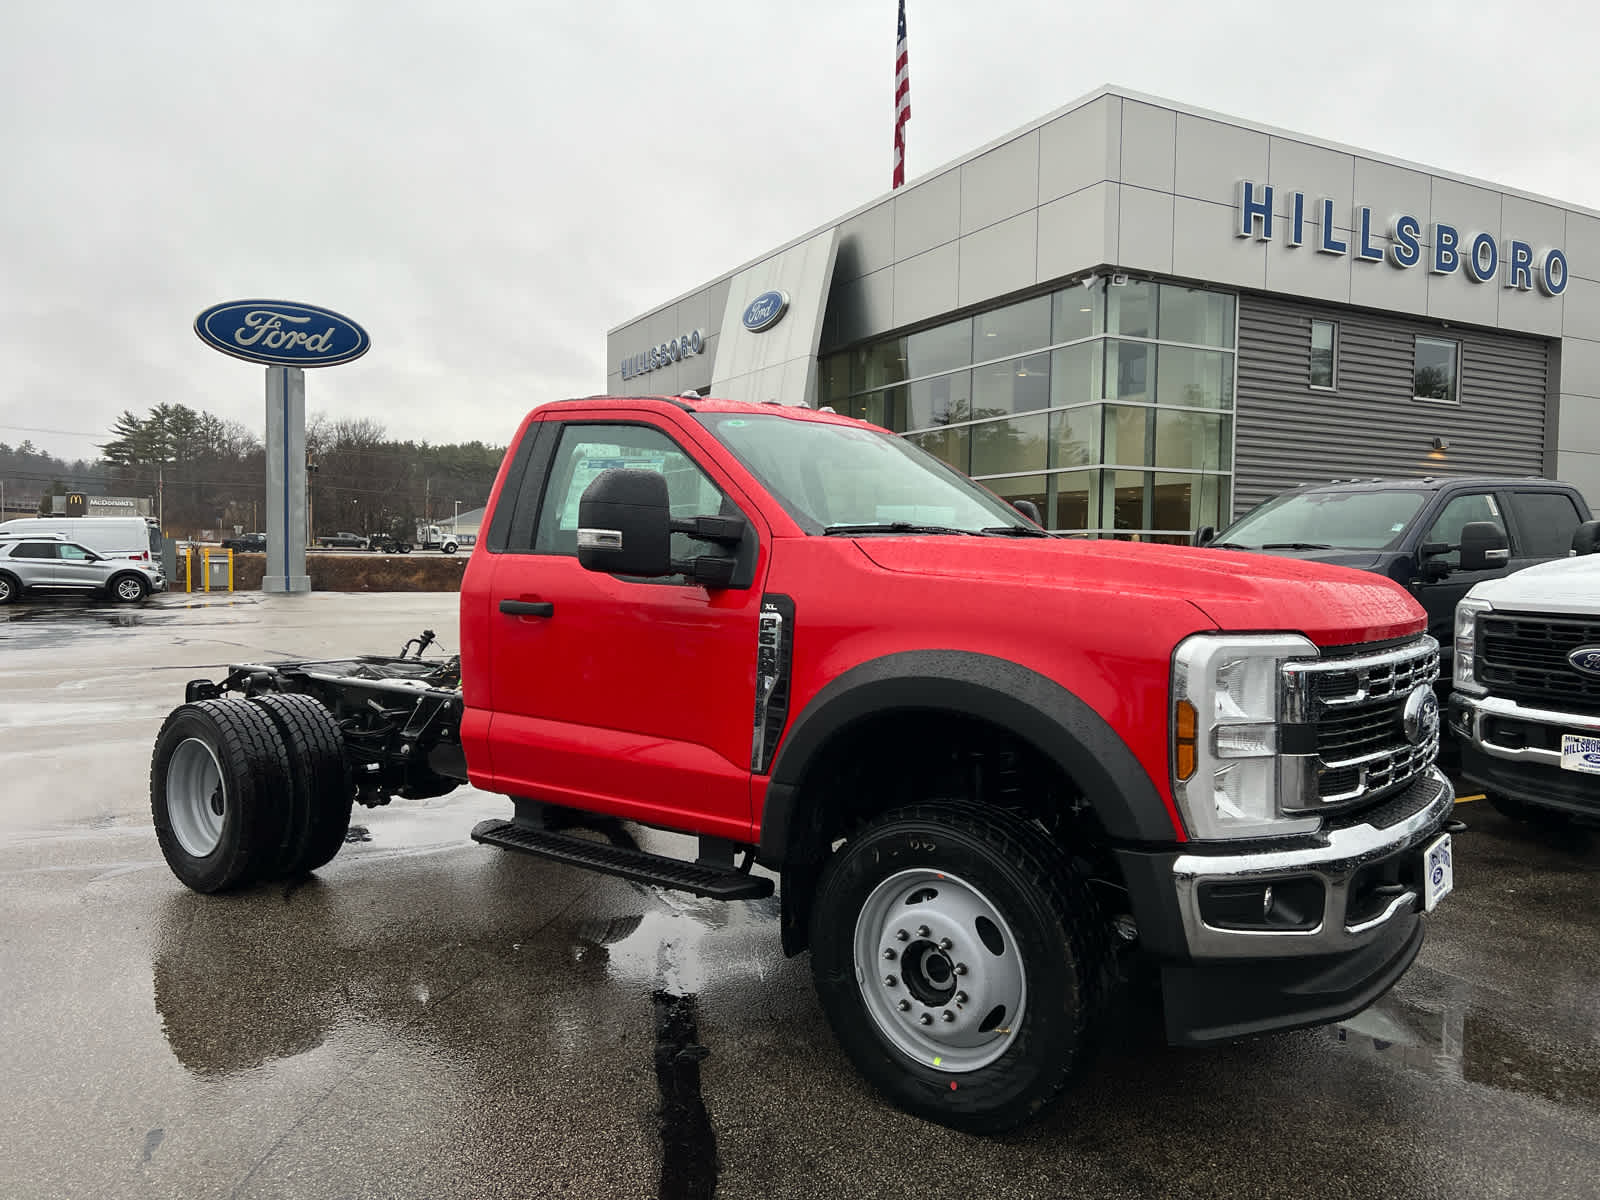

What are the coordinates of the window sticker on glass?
(561, 455, 666, 528)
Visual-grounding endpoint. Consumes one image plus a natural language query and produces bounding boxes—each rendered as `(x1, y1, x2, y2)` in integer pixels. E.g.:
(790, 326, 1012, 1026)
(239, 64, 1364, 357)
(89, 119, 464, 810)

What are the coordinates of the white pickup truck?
(1449, 521, 1600, 825)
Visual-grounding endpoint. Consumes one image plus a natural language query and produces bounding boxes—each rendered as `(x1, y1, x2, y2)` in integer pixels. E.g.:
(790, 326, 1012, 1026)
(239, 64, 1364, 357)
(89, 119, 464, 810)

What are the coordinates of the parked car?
(1196, 476, 1592, 698)
(0, 534, 166, 604)
(314, 531, 368, 550)
(219, 532, 267, 553)
(0, 515, 163, 565)
(1450, 519, 1600, 826)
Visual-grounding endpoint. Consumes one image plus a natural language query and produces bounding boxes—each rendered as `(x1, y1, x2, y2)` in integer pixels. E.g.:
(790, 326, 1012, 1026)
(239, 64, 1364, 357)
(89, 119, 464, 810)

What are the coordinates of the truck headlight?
(1454, 598, 1490, 694)
(1172, 634, 1324, 841)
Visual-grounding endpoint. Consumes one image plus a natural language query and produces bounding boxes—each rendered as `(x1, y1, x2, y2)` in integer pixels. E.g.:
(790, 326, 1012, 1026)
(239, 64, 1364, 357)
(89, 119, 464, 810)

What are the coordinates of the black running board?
(470, 819, 774, 901)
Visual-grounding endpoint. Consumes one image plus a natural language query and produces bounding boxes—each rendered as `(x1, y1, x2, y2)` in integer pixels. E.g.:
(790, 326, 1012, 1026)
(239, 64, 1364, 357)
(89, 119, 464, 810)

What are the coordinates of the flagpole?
(893, 0, 910, 190)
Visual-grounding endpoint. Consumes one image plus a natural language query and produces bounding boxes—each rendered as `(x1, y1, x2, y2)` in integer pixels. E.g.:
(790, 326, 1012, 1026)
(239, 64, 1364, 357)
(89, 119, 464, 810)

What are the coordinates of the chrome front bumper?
(1169, 767, 1454, 960)
(1449, 691, 1600, 765)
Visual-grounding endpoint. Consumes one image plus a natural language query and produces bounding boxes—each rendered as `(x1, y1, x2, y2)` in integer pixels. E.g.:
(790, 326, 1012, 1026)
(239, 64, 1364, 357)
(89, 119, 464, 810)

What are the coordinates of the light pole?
(453, 499, 460, 534)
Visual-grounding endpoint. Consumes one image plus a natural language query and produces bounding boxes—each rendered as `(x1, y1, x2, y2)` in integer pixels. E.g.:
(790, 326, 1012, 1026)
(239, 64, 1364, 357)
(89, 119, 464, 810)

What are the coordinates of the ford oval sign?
(1567, 646, 1600, 676)
(194, 299, 371, 367)
(741, 290, 790, 333)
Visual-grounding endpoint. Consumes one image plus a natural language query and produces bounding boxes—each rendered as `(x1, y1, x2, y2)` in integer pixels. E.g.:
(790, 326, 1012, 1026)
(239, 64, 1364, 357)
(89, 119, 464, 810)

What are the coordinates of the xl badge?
(1402, 686, 1440, 747)
(1567, 646, 1600, 677)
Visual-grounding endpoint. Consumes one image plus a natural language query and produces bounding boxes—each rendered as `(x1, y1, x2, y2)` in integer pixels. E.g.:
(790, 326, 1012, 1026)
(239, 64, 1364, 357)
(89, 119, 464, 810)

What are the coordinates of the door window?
(1507, 491, 1583, 558)
(58, 544, 95, 562)
(533, 424, 729, 562)
(1424, 493, 1503, 568)
(9, 543, 57, 559)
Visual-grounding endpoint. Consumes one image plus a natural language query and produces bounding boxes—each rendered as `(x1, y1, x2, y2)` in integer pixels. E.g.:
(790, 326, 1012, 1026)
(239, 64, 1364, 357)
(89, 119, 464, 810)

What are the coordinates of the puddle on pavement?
(1335, 986, 1600, 1110)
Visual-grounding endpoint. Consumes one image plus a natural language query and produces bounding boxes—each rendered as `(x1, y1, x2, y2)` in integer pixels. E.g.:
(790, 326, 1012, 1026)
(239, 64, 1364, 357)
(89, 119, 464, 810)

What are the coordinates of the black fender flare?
(758, 649, 1180, 867)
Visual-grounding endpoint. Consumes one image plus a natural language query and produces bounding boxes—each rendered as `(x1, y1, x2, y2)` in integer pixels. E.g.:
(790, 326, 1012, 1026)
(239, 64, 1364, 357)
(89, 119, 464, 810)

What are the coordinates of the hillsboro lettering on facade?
(620, 329, 704, 379)
(1235, 181, 1569, 296)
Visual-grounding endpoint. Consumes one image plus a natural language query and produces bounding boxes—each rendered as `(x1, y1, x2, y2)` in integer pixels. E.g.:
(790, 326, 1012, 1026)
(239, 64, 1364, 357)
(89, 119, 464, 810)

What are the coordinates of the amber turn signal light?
(1175, 699, 1198, 781)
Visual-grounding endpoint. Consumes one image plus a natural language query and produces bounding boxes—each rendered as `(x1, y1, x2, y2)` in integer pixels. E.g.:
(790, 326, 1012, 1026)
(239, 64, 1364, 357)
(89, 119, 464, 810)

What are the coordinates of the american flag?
(892, 0, 910, 189)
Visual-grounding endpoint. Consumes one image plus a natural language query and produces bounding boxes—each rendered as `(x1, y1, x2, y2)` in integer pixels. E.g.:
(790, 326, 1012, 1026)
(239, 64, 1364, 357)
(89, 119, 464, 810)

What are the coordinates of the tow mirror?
(1572, 520, 1600, 556)
(577, 469, 672, 578)
(1458, 521, 1510, 572)
(1193, 525, 1217, 547)
(1012, 499, 1042, 525)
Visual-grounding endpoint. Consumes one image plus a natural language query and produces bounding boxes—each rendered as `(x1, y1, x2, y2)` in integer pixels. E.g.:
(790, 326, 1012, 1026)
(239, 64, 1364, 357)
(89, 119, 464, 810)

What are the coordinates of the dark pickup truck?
(1197, 476, 1593, 695)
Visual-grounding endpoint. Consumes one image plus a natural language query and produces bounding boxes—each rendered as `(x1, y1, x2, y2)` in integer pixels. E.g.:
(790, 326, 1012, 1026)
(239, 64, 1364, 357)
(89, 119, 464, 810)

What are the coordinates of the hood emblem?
(1567, 646, 1600, 677)
(1402, 686, 1439, 747)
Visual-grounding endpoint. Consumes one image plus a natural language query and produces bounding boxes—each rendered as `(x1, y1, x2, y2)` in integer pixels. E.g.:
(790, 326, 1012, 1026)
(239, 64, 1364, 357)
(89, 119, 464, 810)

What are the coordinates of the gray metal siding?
(1233, 294, 1550, 516)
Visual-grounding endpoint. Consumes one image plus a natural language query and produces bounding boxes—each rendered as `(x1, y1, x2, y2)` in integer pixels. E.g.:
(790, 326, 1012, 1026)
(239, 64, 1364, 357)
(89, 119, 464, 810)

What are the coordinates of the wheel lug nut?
(895, 929, 909, 942)
(954, 962, 968, 976)
(882, 948, 897, 960)
(897, 999, 911, 1012)
(918, 1013, 933, 1026)
(955, 991, 968, 1004)
(942, 1010, 955, 1023)
(938, 937, 953, 951)
(884, 974, 898, 987)
(916, 925, 930, 938)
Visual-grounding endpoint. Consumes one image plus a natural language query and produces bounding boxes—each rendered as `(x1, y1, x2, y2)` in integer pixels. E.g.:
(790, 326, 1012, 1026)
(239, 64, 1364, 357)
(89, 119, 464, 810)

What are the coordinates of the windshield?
(696, 413, 1030, 535)
(1217, 489, 1427, 551)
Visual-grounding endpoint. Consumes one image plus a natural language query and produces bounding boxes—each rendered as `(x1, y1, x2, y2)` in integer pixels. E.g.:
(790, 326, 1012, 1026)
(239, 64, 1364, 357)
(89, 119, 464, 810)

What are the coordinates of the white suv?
(0, 535, 166, 604)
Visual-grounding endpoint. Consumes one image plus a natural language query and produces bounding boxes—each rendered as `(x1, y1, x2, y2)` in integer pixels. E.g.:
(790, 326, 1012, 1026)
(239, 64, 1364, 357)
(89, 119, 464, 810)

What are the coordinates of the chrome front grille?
(1283, 637, 1440, 808)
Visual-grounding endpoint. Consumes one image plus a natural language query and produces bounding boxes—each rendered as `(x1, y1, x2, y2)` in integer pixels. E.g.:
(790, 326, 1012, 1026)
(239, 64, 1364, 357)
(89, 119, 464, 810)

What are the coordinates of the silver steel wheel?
(115, 576, 145, 602)
(853, 868, 1027, 1073)
(167, 738, 227, 858)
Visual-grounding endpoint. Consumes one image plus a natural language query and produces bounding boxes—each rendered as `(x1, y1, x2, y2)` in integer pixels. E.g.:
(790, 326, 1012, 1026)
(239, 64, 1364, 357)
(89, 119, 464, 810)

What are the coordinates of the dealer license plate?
(1422, 834, 1453, 913)
(1559, 734, 1600, 775)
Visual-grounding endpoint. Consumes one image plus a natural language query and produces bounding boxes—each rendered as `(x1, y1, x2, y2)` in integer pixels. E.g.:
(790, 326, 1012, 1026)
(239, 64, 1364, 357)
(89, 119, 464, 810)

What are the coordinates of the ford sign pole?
(193, 300, 371, 594)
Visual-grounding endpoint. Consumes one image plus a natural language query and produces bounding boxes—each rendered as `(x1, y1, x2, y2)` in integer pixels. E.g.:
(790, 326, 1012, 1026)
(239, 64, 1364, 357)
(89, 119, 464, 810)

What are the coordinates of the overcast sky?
(1, 0, 1594, 464)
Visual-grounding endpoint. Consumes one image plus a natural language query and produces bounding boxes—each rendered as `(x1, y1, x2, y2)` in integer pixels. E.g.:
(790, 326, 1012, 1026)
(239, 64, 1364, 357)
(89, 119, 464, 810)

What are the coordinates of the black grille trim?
(1478, 613, 1600, 717)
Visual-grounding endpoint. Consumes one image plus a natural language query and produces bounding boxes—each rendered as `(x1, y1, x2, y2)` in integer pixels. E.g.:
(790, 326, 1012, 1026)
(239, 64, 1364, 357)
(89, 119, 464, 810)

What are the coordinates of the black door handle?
(499, 599, 554, 617)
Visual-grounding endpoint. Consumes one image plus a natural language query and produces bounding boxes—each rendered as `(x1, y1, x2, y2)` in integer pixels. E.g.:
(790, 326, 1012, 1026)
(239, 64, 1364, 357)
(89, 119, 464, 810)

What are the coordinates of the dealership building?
(606, 86, 1600, 538)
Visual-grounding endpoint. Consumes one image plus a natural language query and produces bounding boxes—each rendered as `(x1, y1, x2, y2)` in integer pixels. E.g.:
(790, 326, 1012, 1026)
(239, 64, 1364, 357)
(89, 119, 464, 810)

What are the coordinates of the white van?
(0, 516, 163, 564)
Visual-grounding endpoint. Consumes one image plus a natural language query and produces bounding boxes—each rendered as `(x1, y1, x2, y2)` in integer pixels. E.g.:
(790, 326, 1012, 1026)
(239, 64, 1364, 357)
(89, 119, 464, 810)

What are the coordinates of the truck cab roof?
(1288, 475, 1575, 494)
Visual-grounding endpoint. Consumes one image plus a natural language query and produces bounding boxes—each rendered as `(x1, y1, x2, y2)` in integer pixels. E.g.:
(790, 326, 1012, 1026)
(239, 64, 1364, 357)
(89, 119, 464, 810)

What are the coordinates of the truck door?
(1414, 490, 1508, 654)
(485, 416, 769, 841)
(1502, 488, 1586, 572)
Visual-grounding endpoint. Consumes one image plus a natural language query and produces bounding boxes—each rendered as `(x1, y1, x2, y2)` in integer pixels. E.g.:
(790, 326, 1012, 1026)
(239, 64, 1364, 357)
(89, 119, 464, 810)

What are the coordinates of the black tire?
(1487, 793, 1574, 827)
(150, 699, 294, 893)
(0, 572, 17, 604)
(809, 801, 1111, 1134)
(399, 544, 412, 554)
(442, 543, 457, 555)
(249, 693, 354, 876)
(109, 572, 148, 603)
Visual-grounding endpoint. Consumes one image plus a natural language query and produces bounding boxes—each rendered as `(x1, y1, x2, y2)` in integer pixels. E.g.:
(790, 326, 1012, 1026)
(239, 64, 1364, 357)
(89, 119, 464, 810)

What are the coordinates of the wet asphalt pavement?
(2, 592, 1598, 1199)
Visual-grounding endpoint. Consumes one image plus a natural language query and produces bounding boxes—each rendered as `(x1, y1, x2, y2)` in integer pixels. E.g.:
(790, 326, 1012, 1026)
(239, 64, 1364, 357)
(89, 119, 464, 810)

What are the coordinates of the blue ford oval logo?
(1567, 646, 1600, 677)
(741, 290, 790, 332)
(194, 299, 371, 367)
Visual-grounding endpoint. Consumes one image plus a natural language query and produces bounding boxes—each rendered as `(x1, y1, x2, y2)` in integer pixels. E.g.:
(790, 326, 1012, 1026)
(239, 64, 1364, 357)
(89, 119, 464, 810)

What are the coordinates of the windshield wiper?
(1259, 542, 1334, 550)
(980, 525, 1051, 538)
(1210, 540, 1253, 550)
(822, 523, 982, 537)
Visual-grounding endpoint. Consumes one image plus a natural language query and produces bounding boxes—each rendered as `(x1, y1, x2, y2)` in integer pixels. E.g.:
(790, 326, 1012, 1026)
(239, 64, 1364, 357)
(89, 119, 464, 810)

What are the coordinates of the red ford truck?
(150, 396, 1459, 1132)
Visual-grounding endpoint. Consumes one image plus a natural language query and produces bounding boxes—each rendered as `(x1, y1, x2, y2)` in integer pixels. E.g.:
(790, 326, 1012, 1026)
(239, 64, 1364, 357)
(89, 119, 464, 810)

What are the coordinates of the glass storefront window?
(1152, 472, 1199, 530)
(1103, 405, 1149, 467)
(905, 426, 971, 474)
(819, 353, 852, 406)
(1154, 410, 1232, 471)
(974, 296, 1050, 362)
(985, 473, 1047, 521)
(972, 413, 1048, 477)
(1049, 406, 1099, 468)
(1104, 470, 1147, 530)
(1106, 282, 1155, 338)
(1049, 342, 1102, 409)
(1155, 346, 1233, 409)
(972, 353, 1050, 418)
(1052, 470, 1097, 531)
(907, 371, 972, 430)
(1158, 285, 1235, 348)
(842, 387, 907, 429)
(1106, 341, 1151, 404)
(907, 319, 972, 378)
(1051, 288, 1101, 344)
(851, 338, 909, 393)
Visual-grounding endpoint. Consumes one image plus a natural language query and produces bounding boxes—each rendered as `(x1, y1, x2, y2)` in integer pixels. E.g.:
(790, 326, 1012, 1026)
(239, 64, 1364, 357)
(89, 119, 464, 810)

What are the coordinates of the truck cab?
(1199, 477, 1592, 690)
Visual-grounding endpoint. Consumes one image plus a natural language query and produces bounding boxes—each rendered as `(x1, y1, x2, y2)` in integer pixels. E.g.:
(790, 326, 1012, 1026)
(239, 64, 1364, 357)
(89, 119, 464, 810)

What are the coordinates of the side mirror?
(1012, 499, 1043, 525)
(577, 469, 673, 578)
(1458, 521, 1510, 572)
(1573, 520, 1600, 556)
(1193, 525, 1217, 547)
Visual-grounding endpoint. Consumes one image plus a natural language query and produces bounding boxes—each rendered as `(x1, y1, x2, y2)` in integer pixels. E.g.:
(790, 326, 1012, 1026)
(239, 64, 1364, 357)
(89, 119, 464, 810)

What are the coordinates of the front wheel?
(809, 802, 1111, 1133)
(0, 572, 17, 604)
(110, 573, 148, 603)
(442, 543, 457, 554)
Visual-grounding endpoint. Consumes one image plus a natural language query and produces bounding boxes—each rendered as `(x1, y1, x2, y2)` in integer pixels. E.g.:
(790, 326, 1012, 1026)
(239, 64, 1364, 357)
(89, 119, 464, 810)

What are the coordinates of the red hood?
(853, 537, 1424, 647)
